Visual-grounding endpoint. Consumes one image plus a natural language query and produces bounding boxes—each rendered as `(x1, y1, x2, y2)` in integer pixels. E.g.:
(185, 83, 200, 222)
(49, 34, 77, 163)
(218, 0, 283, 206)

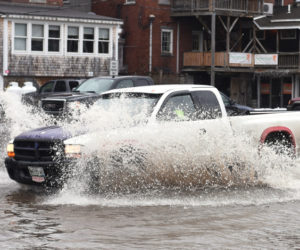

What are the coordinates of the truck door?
(156, 90, 231, 144)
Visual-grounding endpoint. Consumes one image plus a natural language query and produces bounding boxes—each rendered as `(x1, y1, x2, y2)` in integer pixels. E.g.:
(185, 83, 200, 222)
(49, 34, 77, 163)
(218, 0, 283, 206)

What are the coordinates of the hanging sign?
(261, 83, 270, 94)
(229, 53, 252, 65)
(283, 83, 292, 95)
(255, 54, 278, 65)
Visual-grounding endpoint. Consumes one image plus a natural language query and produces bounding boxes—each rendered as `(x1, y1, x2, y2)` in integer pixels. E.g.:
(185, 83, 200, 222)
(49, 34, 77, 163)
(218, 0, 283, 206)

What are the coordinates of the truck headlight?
(64, 144, 82, 158)
(7, 143, 15, 158)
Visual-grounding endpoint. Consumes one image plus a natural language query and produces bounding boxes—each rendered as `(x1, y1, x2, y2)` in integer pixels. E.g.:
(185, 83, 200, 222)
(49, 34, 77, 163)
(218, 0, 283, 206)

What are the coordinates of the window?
(161, 29, 173, 54)
(14, 23, 27, 51)
(192, 91, 222, 119)
(99, 28, 110, 54)
(31, 24, 44, 51)
(48, 25, 60, 52)
(83, 27, 94, 53)
(157, 94, 197, 121)
(69, 81, 80, 90)
(280, 30, 296, 40)
(125, 0, 136, 4)
(40, 81, 55, 93)
(54, 81, 67, 92)
(135, 79, 150, 87)
(192, 31, 203, 51)
(68, 26, 79, 52)
(116, 79, 134, 89)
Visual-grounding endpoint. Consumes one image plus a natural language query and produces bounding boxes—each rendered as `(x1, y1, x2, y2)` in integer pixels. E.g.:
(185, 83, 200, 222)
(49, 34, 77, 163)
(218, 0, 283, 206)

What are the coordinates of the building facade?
(0, 1, 122, 88)
(93, 0, 300, 108)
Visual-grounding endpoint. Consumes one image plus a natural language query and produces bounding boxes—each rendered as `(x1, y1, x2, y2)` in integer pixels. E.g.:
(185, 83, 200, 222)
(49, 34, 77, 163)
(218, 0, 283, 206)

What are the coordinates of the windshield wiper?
(84, 91, 96, 93)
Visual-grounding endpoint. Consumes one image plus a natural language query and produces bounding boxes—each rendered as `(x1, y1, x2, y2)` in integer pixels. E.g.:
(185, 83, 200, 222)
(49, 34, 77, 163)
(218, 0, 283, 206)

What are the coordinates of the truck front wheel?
(264, 132, 295, 158)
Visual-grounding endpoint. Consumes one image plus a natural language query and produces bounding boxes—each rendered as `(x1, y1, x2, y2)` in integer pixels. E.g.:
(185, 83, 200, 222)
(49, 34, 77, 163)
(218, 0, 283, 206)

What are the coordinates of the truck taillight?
(7, 143, 15, 158)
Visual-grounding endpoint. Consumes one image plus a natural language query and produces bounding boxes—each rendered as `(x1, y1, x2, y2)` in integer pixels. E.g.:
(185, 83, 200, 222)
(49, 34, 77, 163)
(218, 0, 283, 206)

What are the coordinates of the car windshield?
(95, 93, 161, 119)
(74, 78, 114, 94)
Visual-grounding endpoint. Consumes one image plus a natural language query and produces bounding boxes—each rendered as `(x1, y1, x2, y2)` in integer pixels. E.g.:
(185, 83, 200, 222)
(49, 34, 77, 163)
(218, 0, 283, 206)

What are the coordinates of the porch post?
(257, 75, 261, 108)
(211, 12, 216, 86)
(3, 18, 8, 79)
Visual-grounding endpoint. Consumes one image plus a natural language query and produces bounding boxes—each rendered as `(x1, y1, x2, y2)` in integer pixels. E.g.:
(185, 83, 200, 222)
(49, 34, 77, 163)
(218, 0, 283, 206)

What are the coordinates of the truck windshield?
(95, 93, 161, 118)
(74, 78, 114, 94)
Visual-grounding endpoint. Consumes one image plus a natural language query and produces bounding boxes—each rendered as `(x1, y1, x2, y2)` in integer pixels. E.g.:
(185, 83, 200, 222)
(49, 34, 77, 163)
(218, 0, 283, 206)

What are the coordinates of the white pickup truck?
(5, 84, 300, 187)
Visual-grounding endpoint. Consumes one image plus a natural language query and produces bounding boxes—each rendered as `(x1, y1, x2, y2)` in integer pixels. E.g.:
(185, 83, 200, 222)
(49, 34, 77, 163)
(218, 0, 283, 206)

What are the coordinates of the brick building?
(0, 0, 122, 89)
(93, 0, 300, 108)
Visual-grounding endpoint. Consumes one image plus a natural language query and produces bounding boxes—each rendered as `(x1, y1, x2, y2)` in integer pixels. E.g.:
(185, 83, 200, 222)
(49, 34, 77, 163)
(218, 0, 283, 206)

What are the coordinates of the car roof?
(102, 84, 215, 95)
(93, 75, 152, 80)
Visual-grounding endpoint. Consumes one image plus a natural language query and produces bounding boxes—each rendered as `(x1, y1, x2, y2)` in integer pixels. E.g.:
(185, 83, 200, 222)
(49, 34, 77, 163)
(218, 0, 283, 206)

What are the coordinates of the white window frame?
(83, 27, 95, 54)
(66, 24, 113, 57)
(98, 27, 110, 55)
(13, 22, 28, 52)
(12, 21, 63, 55)
(125, 0, 136, 4)
(12, 21, 114, 58)
(31, 23, 45, 53)
(161, 28, 173, 54)
(47, 24, 62, 54)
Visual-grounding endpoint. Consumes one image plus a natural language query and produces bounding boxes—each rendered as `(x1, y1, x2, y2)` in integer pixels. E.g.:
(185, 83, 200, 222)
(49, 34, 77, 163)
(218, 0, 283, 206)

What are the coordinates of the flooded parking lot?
(1, 166, 300, 249)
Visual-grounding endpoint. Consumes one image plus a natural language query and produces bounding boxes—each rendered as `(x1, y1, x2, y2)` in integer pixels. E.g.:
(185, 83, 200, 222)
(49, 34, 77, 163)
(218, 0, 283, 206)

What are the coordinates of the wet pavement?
(0, 167, 300, 249)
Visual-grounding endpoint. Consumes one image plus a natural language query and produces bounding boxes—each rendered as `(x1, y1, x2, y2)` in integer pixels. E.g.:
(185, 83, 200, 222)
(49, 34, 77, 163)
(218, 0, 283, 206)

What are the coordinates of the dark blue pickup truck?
(5, 126, 74, 186)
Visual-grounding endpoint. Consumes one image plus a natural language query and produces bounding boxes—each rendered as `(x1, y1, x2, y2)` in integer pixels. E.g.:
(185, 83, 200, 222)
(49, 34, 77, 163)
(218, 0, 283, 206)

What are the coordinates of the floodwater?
(1, 92, 300, 249)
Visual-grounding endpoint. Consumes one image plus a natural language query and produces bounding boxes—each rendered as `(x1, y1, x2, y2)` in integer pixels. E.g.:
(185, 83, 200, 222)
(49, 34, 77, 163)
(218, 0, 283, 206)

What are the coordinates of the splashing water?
(1, 92, 300, 204)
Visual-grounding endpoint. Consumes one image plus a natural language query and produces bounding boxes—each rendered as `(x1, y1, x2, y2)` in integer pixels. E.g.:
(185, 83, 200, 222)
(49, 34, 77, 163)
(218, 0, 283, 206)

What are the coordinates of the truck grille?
(41, 100, 65, 113)
(14, 140, 64, 162)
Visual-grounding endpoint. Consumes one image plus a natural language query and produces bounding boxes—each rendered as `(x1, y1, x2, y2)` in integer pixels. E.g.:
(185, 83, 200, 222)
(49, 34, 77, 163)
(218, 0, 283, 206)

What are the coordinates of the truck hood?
(14, 126, 73, 141)
(43, 92, 99, 102)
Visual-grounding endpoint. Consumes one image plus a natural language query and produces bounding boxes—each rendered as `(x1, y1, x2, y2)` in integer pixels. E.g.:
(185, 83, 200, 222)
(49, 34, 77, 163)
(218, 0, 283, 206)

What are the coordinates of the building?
(93, 0, 300, 108)
(0, 0, 123, 89)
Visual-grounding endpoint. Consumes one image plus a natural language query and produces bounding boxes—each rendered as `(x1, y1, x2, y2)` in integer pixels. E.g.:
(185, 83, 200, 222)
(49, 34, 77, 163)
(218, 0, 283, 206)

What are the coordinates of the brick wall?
(93, 0, 184, 80)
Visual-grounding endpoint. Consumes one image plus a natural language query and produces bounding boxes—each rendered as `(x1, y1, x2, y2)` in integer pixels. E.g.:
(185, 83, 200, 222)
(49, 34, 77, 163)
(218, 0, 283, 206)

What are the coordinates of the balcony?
(171, 0, 264, 16)
(183, 52, 300, 70)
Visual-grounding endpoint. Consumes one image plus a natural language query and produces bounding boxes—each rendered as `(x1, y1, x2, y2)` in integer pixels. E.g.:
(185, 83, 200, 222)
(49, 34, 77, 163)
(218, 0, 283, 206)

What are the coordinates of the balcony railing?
(183, 52, 300, 69)
(171, 0, 263, 14)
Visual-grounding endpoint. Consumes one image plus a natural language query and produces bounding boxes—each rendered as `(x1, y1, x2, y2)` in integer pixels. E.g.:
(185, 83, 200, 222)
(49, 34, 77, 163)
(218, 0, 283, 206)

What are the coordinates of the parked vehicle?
(40, 75, 154, 117)
(5, 84, 300, 187)
(287, 97, 300, 110)
(22, 79, 85, 106)
(220, 92, 253, 116)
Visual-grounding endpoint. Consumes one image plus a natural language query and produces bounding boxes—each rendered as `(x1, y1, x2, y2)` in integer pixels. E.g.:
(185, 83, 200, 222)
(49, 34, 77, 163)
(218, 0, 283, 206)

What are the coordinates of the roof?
(254, 5, 300, 30)
(102, 84, 215, 95)
(0, 2, 122, 24)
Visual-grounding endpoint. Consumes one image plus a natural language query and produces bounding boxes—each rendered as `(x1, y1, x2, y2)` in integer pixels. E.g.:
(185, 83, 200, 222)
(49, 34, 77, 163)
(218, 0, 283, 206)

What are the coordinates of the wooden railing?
(171, 0, 263, 14)
(278, 53, 299, 69)
(184, 52, 300, 69)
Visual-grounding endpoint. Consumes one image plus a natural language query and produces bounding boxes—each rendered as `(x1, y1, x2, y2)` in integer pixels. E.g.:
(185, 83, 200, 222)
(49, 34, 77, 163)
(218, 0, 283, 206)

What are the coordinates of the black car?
(40, 75, 154, 117)
(287, 97, 300, 111)
(220, 92, 253, 116)
(22, 79, 85, 106)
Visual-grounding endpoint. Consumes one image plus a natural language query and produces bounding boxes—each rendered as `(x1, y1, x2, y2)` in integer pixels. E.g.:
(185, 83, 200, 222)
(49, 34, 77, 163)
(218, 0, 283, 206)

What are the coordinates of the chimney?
(288, 4, 291, 13)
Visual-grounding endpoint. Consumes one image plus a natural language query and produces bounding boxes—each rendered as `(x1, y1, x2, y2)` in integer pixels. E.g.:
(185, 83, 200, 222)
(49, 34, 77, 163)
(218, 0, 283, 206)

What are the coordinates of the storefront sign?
(229, 53, 252, 65)
(283, 83, 292, 95)
(261, 83, 270, 94)
(255, 54, 278, 65)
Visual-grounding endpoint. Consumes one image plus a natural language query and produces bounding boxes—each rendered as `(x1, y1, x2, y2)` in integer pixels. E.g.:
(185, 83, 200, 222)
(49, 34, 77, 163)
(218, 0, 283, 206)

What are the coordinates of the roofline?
(254, 19, 300, 30)
(3, 14, 123, 25)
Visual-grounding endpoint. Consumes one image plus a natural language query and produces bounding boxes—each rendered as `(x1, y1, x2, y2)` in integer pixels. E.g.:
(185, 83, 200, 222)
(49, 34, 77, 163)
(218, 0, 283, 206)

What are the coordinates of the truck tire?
(264, 132, 295, 157)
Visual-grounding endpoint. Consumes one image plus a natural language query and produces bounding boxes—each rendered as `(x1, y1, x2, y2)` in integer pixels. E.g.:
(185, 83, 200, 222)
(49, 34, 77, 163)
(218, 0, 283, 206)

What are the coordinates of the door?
(155, 90, 231, 155)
